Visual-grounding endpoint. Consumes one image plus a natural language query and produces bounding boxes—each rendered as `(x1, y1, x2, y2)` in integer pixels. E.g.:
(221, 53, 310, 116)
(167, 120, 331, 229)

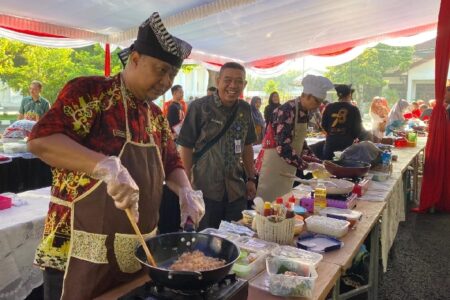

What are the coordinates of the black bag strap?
(193, 101, 240, 163)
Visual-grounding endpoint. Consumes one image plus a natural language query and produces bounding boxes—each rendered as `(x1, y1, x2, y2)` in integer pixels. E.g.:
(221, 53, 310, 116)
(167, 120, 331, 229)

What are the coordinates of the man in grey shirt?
(177, 62, 257, 229)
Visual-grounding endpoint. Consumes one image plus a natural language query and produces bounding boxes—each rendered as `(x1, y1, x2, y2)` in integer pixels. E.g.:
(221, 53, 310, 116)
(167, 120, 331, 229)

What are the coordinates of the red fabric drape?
(104, 43, 111, 77)
(415, 0, 450, 213)
(0, 25, 66, 38)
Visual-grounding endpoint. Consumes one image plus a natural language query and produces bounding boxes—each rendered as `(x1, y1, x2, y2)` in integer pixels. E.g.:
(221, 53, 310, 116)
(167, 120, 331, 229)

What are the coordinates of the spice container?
(242, 210, 257, 226)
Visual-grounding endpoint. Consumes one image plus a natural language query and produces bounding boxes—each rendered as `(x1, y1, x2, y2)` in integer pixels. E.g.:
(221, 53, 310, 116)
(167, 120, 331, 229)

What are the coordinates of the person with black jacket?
(264, 91, 281, 126)
(321, 84, 363, 160)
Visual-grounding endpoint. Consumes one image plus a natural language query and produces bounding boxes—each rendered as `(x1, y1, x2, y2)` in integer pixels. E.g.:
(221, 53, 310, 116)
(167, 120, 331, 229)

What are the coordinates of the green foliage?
(263, 79, 279, 95)
(381, 87, 400, 107)
(0, 38, 122, 103)
(181, 64, 199, 74)
(325, 44, 414, 103)
(247, 70, 301, 103)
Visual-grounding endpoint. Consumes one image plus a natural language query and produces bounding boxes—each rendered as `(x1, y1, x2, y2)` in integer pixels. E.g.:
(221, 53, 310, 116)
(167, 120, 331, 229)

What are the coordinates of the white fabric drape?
(0, 27, 95, 48)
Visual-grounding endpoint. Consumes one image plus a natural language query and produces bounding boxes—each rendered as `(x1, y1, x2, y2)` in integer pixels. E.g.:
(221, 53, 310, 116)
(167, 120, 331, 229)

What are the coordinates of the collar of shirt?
(31, 97, 41, 103)
(213, 92, 223, 107)
(119, 76, 152, 108)
(212, 92, 239, 112)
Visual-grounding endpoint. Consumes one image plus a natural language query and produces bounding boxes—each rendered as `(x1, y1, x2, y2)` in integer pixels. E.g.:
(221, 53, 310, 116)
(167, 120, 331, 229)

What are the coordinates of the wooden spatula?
(125, 208, 157, 267)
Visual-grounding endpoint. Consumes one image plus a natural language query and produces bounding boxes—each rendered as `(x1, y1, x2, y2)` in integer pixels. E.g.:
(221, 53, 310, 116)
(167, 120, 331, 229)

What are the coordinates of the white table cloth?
(0, 187, 50, 300)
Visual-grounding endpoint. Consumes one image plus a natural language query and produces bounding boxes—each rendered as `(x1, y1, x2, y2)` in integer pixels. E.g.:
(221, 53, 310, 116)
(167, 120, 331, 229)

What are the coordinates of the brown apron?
(256, 98, 307, 202)
(60, 82, 164, 300)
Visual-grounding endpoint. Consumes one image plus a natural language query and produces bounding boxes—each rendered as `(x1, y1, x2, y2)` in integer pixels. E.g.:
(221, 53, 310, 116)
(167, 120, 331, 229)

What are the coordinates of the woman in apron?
(257, 75, 334, 202)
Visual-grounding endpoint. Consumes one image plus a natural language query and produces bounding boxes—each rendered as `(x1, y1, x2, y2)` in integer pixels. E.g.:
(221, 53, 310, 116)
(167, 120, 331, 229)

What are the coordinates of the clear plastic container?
(266, 256, 318, 298)
(3, 142, 28, 154)
(270, 245, 323, 267)
(305, 215, 350, 238)
(231, 245, 268, 279)
(318, 207, 362, 227)
(242, 210, 257, 226)
(235, 236, 279, 253)
(199, 228, 240, 241)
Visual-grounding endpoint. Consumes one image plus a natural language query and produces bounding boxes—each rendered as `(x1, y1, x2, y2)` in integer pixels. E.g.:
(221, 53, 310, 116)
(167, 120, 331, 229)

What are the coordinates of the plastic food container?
(3, 142, 28, 154)
(297, 233, 344, 253)
(0, 195, 12, 210)
(231, 245, 268, 279)
(318, 207, 362, 227)
(241, 210, 257, 226)
(266, 256, 318, 298)
(305, 215, 350, 238)
(371, 171, 390, 182)
(235, 236, 278, 253)
(199, 228, 240, 241)
(271, 245, 323, 267)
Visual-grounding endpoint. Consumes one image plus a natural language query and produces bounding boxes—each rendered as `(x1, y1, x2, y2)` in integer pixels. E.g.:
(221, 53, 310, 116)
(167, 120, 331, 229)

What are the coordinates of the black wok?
(324, 159, 371, 178)
(135, 232, 240, 290)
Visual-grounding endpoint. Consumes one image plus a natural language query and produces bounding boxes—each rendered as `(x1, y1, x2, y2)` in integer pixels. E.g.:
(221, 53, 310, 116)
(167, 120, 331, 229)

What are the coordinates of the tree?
(263, 79, 279, 95)
(0, 38, 122, 103)
(325, 44, 414, 106)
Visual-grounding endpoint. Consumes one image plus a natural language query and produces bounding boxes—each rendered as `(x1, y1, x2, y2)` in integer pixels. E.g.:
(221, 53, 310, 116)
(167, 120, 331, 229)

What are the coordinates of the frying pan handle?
(168, 270, 203, 280)
(183, 216, 195, 232)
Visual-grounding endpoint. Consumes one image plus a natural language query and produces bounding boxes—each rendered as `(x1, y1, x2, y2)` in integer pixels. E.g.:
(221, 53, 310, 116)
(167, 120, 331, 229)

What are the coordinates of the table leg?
(332, 276, 340, 300)
(412, 154, 419, 203)
(331, 218, 381, 300)
(368, 219, 381, 300)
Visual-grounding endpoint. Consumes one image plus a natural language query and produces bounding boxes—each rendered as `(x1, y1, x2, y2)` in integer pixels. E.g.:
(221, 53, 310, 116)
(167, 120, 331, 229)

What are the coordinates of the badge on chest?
(235, 139, 242, 154)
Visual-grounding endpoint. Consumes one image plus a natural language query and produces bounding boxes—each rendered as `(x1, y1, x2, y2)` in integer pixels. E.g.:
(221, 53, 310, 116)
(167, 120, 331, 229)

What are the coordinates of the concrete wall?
(406, 59, 450, 100)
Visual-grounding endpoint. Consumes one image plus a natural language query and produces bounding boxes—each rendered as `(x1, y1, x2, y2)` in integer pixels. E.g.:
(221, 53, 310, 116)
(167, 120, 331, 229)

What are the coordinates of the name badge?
(235, 139, 242, 154)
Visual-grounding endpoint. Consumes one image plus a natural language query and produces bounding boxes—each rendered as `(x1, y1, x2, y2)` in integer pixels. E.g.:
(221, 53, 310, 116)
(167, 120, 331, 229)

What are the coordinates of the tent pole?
(105, 43, 111, 77)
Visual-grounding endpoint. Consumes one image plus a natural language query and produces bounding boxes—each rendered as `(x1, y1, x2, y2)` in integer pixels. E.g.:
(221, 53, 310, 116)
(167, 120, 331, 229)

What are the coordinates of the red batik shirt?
(31, 73, 183, 271)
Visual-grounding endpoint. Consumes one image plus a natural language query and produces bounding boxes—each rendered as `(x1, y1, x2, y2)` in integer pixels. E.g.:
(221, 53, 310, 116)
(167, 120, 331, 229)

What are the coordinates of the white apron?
(256, 99, 307, 202)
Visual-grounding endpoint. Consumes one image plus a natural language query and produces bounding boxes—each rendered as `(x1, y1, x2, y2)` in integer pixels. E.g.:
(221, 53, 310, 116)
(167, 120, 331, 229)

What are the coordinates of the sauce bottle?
(285, 203, 295, 218)
(263, 202, 272, 217)
(273, 197, 283, 216)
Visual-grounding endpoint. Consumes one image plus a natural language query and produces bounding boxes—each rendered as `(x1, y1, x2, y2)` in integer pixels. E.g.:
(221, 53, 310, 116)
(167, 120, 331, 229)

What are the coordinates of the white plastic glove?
(179, 187, 205, 228)
(91, 156, 140, 222)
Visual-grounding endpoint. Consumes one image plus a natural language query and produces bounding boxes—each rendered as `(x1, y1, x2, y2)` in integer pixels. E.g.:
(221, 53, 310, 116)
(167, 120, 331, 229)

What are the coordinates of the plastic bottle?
(288, 195, 296, 206)
(314, 180, 327, 214)
(381, 150, 391, 166)
(285, 203, 295, 218)
(273, 197, 283, 216)
(263, 202, 272, 217)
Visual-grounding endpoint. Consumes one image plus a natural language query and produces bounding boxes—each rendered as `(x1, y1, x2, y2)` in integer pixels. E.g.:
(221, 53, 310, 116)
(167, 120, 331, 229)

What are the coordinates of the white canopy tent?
(0, 0, 441, 75)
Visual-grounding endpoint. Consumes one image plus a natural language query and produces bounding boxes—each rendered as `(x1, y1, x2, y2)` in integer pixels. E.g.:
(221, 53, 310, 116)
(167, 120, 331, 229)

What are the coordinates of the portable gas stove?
(118, 273, 248, 300)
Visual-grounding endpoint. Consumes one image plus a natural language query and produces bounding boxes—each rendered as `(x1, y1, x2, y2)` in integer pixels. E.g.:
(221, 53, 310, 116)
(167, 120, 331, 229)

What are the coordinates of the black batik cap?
(118, 12, 192, 68)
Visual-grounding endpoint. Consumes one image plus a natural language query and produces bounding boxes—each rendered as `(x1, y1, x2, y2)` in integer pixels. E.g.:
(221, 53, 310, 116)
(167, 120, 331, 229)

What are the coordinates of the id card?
(234, 139, 242, 154)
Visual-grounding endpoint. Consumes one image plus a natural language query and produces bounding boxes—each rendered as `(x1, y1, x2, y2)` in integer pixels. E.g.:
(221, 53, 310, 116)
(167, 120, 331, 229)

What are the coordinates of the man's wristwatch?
(247, 176, 257, 184)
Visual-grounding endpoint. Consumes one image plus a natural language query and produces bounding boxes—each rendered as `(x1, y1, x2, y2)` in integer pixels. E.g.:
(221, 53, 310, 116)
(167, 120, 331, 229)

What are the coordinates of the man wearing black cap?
(321, 84, 364, 160)
(27, 12, 205, 299)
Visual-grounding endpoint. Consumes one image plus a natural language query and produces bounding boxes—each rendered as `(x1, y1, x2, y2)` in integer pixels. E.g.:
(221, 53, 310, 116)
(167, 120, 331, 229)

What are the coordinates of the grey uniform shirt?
(177, 93, 256, 202)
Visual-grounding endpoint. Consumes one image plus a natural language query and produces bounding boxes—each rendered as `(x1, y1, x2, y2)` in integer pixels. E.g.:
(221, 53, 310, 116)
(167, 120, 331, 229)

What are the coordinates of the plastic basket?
(255, 214, 295, 245)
